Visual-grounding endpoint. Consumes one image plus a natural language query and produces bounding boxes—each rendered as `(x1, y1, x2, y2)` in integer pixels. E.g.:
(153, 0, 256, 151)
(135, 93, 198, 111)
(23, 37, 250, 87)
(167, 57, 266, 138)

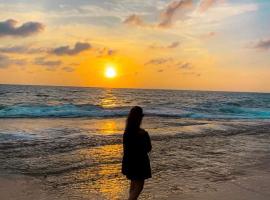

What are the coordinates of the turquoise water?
(0, 84, 270, 119)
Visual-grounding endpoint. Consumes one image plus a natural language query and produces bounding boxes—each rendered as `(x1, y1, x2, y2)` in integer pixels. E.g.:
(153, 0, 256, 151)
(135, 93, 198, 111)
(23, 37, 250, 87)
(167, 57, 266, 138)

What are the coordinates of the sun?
(105, 65, 117, 78)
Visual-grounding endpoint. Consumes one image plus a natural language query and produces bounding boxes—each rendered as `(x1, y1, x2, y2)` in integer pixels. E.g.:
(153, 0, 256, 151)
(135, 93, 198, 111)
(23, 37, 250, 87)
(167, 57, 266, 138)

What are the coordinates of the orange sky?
(0, 0, 270, 92)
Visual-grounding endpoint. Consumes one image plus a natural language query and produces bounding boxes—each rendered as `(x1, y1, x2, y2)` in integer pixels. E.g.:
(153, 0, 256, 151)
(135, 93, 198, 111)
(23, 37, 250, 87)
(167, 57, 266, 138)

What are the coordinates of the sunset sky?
(0, 0, 269, 92)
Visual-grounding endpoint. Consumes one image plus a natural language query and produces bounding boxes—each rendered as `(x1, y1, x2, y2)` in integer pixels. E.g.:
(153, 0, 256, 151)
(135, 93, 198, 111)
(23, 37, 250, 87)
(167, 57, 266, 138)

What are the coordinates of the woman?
(122, 106, 152, 200)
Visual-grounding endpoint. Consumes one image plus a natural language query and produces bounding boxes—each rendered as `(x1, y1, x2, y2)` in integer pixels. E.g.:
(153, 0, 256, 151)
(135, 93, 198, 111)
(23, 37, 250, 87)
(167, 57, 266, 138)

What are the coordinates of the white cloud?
(189, 3, 258, 24)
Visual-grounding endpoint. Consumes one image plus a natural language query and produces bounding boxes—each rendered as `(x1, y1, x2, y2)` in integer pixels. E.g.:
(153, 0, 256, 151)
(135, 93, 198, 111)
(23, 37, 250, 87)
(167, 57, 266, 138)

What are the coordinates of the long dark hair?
(124, 106, 144, 135)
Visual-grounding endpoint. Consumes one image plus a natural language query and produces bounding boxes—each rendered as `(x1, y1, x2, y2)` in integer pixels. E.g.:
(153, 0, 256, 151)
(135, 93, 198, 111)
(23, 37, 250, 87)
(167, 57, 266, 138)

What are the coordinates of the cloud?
(34, 57, 62, 70)
(123, 14, 145, 26)
(96, 47, 117, 57)
(198, 0, 218, 12)
(52, 42, 91, 56)
(145, 57, 173, 65)
(158, 0, 193, 28)
(0, 45, 45, 54)
(154, 60, 197, 75)
(123, 0, 193, 28)
(150, 41, 180, 49)
(197, 0, 228, 13)
(123, 0, 234, 29)
(145, 58, 194, 71)
(145, 57, 197, 75)
(167, 41, 180, 48)
(0, 54, 26, 68)
(177, 62, 200, 76)
(178, 62, 193, 69)
(62, 66, 75, 72)
(251, 39, 270, 51)
(0, 19, 44, 37)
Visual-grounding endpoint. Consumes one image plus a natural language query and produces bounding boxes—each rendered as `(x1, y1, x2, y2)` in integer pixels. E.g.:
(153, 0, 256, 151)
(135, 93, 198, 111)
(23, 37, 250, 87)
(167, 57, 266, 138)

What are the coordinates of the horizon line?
(0, 83, 269, 94)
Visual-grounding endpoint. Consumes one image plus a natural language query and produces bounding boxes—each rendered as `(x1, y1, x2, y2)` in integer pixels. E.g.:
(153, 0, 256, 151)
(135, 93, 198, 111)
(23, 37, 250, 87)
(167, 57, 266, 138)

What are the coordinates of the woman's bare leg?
(128, 180, 144, 200)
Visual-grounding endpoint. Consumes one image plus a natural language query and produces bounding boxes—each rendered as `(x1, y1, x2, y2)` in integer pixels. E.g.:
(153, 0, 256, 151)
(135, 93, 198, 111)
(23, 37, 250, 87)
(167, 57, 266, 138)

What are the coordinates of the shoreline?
(1, 83, 270, 94)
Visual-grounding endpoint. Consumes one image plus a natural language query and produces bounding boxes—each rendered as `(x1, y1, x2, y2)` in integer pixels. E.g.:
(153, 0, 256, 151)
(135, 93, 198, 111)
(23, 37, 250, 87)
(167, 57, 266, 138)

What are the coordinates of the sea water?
(0, 84, 270, 199)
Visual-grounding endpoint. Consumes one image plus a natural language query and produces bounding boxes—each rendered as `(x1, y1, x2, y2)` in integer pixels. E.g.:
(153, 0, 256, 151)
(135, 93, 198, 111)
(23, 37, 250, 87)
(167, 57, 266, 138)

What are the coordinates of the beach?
(0, 85, 270, 199)
(1, 165, 269, 200)
(1, 118, 270, 199)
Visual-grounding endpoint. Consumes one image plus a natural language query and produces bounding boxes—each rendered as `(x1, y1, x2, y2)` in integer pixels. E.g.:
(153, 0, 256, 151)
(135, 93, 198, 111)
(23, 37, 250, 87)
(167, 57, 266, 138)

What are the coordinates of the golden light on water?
(104, 65, 117, 79)
(74, 144, 128, 199)
(102, 121, 118, 135)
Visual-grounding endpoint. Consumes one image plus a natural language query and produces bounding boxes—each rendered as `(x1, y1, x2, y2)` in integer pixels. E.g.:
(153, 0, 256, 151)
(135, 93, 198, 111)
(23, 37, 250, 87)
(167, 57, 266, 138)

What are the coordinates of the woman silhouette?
(122, 106, 152, 200)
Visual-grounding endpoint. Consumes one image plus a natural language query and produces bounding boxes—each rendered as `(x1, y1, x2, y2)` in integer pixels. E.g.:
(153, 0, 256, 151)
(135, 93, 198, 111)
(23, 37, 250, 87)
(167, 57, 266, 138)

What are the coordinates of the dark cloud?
(0, 45, 45, 54)
(34, 57, 61, 70)
(145, 57, 197, 75)
(146, 58, 194, 72)
(252, 39, 270, 50)
(0, 45, 30, 53)
(52, 42, 91, 56)
(177, 61, 199, 76)
(158, 0, 193, 28)
(179, 62, 193, 69)
(0, 54, 26, 68)
(145, 57, 173, 65)
(96, 47, 117, 57)
(0, 19, 44, 37)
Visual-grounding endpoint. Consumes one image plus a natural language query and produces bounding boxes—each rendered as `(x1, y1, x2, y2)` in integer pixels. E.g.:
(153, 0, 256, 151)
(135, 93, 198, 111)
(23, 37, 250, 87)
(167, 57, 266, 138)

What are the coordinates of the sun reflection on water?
(100, 89, 118, 108)
(101, 121, 118, 135)
(65, 144, 128, 200)
(80, 118, 124, 136)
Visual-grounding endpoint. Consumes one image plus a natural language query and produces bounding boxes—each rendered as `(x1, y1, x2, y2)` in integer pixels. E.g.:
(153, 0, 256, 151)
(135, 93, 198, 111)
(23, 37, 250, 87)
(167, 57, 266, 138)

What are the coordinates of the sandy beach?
(170, 172, 270, 200)
(1, 155, 270, 200)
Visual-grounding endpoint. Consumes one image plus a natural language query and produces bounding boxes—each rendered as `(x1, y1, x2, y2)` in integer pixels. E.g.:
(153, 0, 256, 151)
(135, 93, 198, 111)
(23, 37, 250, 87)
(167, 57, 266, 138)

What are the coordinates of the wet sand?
(170, 169, 270, 200)
(1, 167, 270, 200)
(0, 174, 103, 200)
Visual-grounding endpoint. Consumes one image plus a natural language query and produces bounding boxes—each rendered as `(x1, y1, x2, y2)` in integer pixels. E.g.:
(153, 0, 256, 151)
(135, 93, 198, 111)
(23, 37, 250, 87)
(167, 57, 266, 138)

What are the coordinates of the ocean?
(1, 84, 270, 119)
(0, 84, 270, 199)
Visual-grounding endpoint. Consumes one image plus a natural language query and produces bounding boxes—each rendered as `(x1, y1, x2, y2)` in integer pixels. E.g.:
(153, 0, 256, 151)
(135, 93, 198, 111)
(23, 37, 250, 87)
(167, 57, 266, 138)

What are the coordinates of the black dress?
(122, 128, 152, 180)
